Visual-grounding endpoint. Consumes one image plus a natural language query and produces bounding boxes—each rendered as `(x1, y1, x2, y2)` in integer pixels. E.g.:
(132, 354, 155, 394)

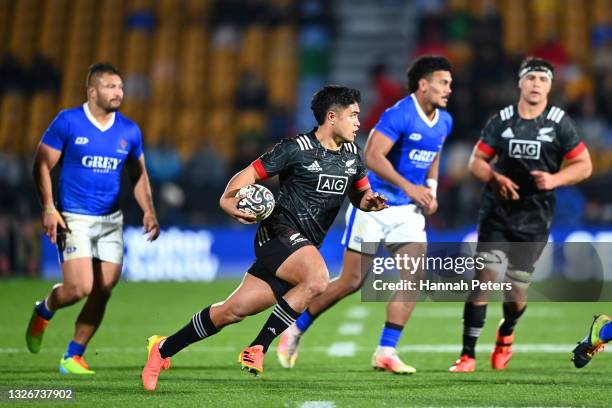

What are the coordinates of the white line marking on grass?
(345, 306, 369, 319)
(299, 402, 336, 408)
(337, 323, 363, 335)
(326, 342, 356, 357)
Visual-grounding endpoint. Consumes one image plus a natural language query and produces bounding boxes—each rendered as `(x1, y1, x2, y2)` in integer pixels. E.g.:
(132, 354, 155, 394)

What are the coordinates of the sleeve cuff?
(251, 159, 268, 180)
(476, 140, 495, 157)
(564, 141, 586, 160)
(353, 176, 370, 190)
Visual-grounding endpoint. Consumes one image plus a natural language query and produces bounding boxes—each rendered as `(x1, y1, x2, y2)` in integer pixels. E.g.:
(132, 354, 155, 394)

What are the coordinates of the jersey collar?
(83, 102, 116, 132)
(411, 93, 439, 128)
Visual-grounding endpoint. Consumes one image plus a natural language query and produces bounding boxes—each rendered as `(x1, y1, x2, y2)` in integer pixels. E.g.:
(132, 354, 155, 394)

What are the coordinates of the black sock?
(159, 306, 218, 358)
(498, 303, 526, 337)
(461, 303, 487, 358)
(250, 297, 301, 353)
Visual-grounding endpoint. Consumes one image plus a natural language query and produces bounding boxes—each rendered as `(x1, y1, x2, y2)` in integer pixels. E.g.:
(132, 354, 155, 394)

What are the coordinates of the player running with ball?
(142, 85, 388, 391)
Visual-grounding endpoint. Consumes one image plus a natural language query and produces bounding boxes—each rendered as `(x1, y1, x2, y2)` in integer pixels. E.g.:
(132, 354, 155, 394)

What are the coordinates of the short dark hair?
(406, 56, 452, 93)
(518, 56, 554, 79)
(86, 62, 122, 88)
(310, 85, 361, 125)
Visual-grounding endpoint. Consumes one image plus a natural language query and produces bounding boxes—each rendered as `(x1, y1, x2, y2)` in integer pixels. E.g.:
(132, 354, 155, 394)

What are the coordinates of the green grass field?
(1, 279, 611, 407)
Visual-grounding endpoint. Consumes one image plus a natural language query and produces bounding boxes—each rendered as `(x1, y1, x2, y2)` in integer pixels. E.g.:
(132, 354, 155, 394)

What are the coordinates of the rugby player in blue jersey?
(278, 56, 453, 374)
(26, 62, 160, 374)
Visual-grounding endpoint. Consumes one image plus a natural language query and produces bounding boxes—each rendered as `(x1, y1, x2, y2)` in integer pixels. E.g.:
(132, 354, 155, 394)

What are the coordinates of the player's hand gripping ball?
(236, 184, 275, 222)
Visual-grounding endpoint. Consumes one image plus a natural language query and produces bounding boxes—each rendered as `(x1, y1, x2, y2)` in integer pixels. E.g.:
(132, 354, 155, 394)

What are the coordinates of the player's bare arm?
(468, 146, 519, 200)
(32, 143, 67, 244)
(219, 165, 259, 224)
(423, 152, 440, 215)
(531, 148, 592, 191)
(126, 155, 160, 241)
(364, 129, 433, 207)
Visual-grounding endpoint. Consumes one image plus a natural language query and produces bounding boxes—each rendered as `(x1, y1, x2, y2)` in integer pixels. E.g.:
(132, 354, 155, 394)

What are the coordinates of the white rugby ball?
(236, 184, 275, 221)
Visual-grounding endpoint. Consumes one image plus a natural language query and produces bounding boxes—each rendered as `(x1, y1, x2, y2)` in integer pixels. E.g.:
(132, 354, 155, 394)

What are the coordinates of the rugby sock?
(461, 303, 487, 358)
(36, 298, 55, 320)
(250, 297, 300, 353)
(295, 309, 316, 333)
(498, 303, 526, 336)
(159, 306, 218, 358)
(600, 320, 612, 342)
(64, 340, 85, 359)
(378, 322, 403, 348)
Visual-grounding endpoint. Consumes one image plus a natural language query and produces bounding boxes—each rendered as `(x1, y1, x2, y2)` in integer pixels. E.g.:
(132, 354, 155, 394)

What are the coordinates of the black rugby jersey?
(476, 104, 585, 233)
(252, 128, 368, 247)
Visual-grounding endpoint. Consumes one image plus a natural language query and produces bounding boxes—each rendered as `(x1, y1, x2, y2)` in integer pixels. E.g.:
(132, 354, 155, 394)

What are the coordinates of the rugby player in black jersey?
(449, 57, 592, 373)
(141, 86, 388, 390)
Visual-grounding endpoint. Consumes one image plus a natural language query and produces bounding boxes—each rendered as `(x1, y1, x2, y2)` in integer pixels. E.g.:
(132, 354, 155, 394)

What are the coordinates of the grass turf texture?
(1, 279, 611, 407)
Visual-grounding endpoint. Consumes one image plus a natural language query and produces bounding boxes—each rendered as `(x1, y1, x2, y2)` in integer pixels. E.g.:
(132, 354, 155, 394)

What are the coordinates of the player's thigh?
(59, 212, 94, 265)
(216, 273, 277, 317)
(61, 257, 95, 296)
(338, 248, 372, 285)
(384, 205, 427, 244)
(92, 260, 122, 294)
(341, 204, 385, 256)
(275, 245, 328, 287)
(392, 242, 427, 280)
(93, 211, 124, 265)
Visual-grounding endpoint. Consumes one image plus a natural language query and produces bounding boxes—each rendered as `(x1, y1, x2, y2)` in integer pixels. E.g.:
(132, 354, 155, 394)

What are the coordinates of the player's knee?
(476, 249, 507, 276)
(342, 275, 363, 295)
(64, 283, 92, 300)
(219, 304, 246, 324)
(307, 276, 329, 298)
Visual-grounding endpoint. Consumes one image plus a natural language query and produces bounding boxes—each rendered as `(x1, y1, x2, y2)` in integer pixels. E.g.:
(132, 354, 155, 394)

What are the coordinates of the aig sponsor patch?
(317, 174, 348, 195)
(509, 140, 541, 159)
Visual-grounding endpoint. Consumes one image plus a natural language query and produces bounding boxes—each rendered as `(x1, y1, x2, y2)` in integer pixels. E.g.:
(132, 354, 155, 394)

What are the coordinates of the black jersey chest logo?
(509, 139, 541, 160)
(316, 174, 348, 195)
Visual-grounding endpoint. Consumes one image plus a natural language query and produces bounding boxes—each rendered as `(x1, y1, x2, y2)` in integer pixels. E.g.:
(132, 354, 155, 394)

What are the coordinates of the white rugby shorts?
(340, 204, 426, 255)
(58, 210, 124, 264)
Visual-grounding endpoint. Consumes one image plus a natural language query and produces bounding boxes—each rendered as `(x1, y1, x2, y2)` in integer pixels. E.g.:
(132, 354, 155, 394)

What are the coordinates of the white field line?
(337, 322, 364, 335)
(326, 342, 357, 357)
(345, 306, 370, 319)
(299, 402, 336, 408)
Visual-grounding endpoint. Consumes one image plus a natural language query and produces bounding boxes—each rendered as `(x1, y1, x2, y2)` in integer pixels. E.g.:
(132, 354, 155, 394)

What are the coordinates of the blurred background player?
(572, 314, 612, 368)
(141, 85, 388, 391)
(26, 62, 160, 374)
(449, 57, 592, 373)
(278, 56, 453, 374)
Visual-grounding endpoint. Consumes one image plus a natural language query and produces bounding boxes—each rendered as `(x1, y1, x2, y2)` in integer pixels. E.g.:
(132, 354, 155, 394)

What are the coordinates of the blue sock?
(64, 341, 86, 359)
(600, 321, 612, 342)
(378, 322, 403, 348)
(295, 309, 315, 333)
(35, 299, 55, 320)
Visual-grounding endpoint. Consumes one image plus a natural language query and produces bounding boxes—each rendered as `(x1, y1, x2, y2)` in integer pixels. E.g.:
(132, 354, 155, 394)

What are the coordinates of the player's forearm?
(132, 175, 156, 216)
(366, 154, 413, 192)
(222, 166, 258, 199)
(32, 162, 55, 209)
(469, 156, 495, 184)
(553, 159, 592, 187)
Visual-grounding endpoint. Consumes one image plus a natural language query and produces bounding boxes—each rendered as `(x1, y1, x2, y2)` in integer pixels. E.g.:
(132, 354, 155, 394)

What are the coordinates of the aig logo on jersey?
(509, 140, 541, 160)
(317, 174, 348, 195)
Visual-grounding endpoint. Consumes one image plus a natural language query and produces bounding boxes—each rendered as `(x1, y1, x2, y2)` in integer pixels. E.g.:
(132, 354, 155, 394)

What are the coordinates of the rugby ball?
(236, 184, 275, 221)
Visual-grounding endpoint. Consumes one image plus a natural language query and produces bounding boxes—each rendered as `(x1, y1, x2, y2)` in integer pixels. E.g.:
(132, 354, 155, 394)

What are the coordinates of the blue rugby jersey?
(369, 94, 452, 206)
(41, 103, 143, 215)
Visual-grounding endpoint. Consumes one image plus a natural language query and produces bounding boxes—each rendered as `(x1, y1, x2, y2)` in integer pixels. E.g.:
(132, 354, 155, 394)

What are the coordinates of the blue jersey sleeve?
(374, 105, 407, 143)
(129, 125, 144, 159)
(41, 111, 69, 151)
